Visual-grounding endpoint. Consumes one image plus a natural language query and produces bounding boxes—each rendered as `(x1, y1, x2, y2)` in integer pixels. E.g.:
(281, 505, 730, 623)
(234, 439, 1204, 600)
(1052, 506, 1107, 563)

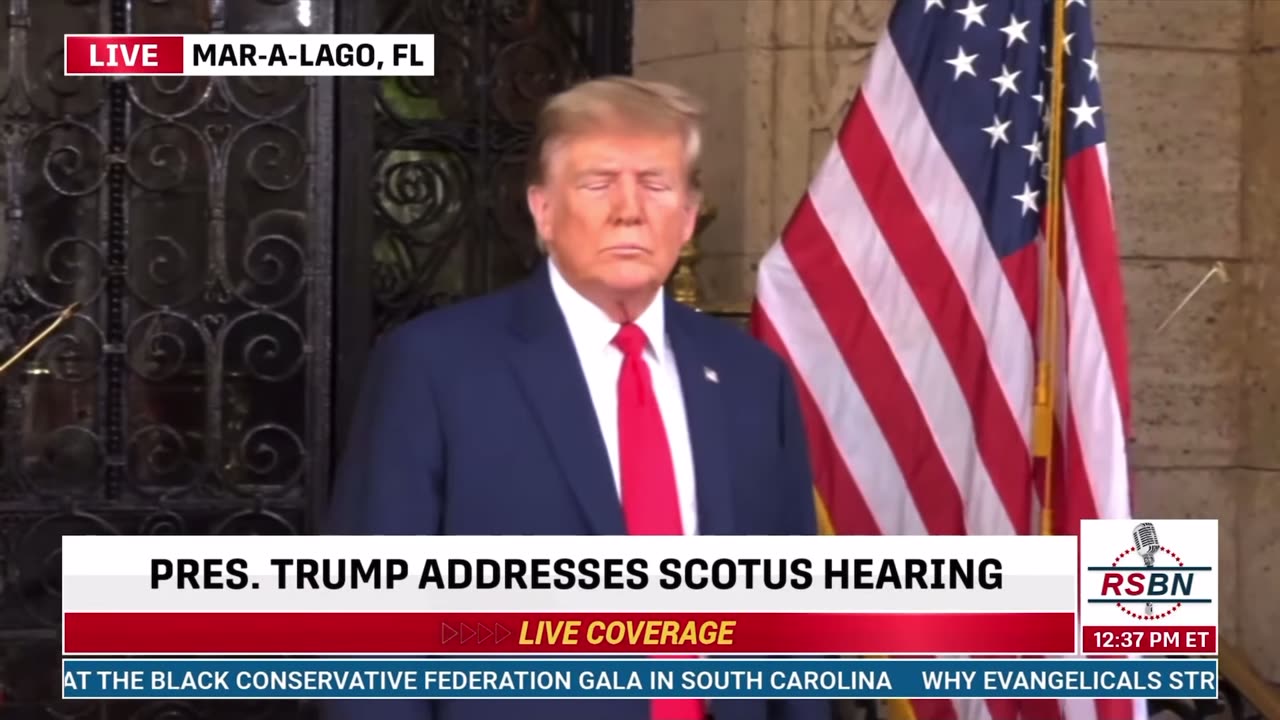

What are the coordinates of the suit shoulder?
(378, 284, 519, 352)
(669, 302, 787, 374)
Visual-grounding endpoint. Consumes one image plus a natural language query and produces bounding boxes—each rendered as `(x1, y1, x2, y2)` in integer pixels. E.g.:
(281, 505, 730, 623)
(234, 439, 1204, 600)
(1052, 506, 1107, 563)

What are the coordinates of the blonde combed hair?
(527, 75, 705, 191)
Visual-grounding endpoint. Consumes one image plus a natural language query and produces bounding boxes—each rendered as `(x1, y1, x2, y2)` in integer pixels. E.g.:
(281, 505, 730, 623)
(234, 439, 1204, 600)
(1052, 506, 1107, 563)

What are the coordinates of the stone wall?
(633, 0, 1280, 682)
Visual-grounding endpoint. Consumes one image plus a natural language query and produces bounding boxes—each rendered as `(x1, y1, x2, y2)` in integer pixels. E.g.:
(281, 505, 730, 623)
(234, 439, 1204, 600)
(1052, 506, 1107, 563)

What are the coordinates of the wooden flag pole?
(1033, 0, 1070, 537)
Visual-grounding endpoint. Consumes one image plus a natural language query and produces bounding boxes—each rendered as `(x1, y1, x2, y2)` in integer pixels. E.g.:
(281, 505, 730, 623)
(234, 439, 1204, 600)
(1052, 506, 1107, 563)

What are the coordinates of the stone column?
(1091, 0, 1249, 663)
(632, 0, 753, 308)
(1236, 0, 1280, 683)
(634, 0, 894, 310)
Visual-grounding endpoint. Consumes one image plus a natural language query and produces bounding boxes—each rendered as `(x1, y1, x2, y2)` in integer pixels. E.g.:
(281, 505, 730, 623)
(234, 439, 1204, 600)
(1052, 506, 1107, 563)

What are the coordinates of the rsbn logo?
(1092, 522, 1212, 621)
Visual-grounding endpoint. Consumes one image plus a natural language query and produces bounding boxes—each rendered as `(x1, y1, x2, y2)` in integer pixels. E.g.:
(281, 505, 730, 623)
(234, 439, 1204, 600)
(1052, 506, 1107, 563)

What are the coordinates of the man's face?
(527, 128, 698, 306)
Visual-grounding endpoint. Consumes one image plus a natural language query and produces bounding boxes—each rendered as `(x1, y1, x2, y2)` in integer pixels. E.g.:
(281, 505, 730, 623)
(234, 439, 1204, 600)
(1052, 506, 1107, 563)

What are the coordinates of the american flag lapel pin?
(703, 367, 718, 383)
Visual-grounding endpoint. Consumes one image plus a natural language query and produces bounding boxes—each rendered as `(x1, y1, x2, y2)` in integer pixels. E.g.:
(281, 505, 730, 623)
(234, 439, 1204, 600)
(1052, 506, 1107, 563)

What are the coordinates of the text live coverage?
(60, 521, 1219, 701)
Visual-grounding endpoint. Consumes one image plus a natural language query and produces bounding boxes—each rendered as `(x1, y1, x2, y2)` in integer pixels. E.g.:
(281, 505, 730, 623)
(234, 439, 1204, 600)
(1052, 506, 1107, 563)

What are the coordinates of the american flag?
(750, 0, 1140, 719)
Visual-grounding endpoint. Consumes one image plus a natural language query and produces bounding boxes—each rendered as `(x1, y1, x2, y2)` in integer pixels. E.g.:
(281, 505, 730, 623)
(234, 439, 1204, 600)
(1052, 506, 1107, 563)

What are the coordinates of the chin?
(598, 266, 661, 295)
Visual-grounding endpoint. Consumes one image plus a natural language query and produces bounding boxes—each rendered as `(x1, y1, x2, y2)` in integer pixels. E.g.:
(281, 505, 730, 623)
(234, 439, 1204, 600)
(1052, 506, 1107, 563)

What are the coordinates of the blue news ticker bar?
(63, 657, 1219, 700)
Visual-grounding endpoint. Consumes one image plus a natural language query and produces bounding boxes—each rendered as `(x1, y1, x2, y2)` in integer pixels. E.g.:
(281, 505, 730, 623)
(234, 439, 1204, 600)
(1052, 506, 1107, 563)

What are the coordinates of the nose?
(609, 174, 643, 223)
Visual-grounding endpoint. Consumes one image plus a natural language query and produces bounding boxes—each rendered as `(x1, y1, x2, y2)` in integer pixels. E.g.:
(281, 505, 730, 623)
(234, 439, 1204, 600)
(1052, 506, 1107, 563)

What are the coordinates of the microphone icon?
(1132, 522, 1159, 615)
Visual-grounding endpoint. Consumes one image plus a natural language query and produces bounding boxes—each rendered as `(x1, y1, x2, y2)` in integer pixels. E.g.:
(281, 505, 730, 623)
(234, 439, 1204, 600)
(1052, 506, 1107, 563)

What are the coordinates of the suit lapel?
(666, 299, 736, 536)
(506, 264, 626, 535)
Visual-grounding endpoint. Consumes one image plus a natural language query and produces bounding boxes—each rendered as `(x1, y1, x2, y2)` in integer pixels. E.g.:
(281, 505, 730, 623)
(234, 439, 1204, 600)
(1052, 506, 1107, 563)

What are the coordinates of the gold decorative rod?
(1155, 261, 1228, 334)
(671, 200, 717, 309)
(0, 301, 82, 377)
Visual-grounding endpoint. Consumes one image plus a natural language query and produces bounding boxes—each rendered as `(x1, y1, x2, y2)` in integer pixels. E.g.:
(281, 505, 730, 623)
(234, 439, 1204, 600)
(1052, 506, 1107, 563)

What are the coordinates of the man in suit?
(325, 76, 829, 720)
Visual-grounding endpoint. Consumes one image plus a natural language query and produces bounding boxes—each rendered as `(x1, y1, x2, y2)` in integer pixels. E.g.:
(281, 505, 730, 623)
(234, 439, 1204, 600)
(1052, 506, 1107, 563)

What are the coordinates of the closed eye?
(579, 174, 612, 191)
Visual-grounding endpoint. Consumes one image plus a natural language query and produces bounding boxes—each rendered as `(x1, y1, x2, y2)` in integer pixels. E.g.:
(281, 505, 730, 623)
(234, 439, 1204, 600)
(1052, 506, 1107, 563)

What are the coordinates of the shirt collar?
(548, 258, 666, 362)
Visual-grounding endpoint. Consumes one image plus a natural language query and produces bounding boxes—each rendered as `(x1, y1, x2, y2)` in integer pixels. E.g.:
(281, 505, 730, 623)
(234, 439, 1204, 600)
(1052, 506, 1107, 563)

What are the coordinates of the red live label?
(1082, 625, 1217, 654)
(65, 35, 184, 74)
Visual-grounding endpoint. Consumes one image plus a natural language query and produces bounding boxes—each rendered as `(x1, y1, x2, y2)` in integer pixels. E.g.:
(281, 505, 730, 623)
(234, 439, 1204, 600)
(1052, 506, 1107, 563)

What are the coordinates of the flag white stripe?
(1097, 143, 1112, 196)
(756, 244, 929, 535)
(863, 36, 1036, 447)
(1061, 698, 1099, 720)
(955, 698, 995, 720)
(1063, 178, 1131, 520)
(808, 143, 1015, 536)
(1063, 151, 1147, 720)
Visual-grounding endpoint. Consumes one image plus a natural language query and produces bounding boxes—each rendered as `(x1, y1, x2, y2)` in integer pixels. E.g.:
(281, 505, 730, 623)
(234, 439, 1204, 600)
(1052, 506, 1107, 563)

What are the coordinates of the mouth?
(601, 244, 651, 257)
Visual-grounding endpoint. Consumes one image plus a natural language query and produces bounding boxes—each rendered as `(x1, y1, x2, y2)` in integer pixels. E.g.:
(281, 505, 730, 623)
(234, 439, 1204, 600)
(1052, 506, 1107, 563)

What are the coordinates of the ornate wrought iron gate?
(333, 0, 633, 444)
(0, 0, 630, 717)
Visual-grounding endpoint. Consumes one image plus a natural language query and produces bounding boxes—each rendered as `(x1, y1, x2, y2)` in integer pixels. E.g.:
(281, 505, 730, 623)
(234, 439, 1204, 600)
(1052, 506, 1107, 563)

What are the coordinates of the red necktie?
(613, 323, 706, 720)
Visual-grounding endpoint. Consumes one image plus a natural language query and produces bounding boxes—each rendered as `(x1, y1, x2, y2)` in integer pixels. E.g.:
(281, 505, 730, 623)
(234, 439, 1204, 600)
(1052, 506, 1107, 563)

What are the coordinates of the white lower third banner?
(60, 534, 1078, 656)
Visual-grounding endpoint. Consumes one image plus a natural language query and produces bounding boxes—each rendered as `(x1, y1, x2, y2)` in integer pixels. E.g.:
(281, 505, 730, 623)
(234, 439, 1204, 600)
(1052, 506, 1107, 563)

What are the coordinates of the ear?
(678, 190, 701, 247)
(526, 183, 554, 245)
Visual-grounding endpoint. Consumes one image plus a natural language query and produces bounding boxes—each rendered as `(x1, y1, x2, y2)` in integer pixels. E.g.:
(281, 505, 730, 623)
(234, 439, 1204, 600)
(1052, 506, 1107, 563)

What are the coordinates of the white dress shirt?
(548, 260, 699, 535)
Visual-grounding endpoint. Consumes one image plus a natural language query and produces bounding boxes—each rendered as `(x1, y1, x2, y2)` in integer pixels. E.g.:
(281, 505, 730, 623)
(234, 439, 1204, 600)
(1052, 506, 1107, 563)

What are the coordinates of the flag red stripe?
(750, 302, 882, 535)
(841, 98, 1033, 534)
(1094, 700, 1140, 720)
(1061, 149, 1121, 534)
(1032, 422, 1067, 534)
(1056, 218, 1102, 538)
(910, 700, 960, 720)
(984, 699, 1023, 720)
(1017, 699, 1065, 720)
(1064, 148, 1131, 434)
(1064, 144, 1134, 720)
(1060, 406, 1102, 537)
(782, 196, 966, 534)
(1001, 244, 1042, 335)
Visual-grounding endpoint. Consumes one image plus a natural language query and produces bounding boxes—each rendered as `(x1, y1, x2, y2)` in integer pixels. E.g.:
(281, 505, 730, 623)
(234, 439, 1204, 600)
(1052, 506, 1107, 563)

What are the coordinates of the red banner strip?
(64, 612, 1075, 655)
(1081, 625, 1216, 654)
(65, 36, 185, 74)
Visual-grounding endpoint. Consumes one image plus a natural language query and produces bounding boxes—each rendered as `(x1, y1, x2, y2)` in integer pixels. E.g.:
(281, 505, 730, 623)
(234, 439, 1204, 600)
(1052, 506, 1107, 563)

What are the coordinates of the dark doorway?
(0, 1, 631, 717)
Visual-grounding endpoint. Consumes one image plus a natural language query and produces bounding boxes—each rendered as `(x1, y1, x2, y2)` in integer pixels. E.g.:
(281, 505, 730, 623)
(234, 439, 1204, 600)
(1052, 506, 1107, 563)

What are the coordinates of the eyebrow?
(576, 168, 672, 180)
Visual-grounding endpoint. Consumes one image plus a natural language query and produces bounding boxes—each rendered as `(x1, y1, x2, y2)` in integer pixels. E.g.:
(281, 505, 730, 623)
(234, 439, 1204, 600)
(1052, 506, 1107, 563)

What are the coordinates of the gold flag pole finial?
(1032, 0, 1071, 537)
(0, 301, 82, 377)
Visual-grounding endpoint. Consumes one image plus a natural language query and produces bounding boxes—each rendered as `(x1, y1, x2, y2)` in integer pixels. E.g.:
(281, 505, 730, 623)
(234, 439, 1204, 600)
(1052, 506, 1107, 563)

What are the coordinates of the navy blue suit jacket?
(323, 261, 831, 720)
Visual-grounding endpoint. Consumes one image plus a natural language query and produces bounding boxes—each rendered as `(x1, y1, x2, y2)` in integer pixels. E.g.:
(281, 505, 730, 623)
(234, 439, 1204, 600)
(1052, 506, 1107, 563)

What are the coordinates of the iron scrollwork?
(0, 0, 632, 716)
(367, 0, 634, 335)
(0, 0, 332, 717)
